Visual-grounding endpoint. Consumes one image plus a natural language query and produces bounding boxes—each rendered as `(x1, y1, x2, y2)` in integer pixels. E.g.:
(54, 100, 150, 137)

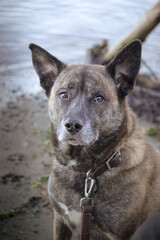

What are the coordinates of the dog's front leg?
(53, 213, 72, 240)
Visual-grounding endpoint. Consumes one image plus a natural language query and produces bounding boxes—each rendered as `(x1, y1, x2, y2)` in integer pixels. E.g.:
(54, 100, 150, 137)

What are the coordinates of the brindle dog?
(29, 40, 160, 240)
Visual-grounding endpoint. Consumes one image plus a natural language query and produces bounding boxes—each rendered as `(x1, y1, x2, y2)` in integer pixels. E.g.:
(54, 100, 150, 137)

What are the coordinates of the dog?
(29, 40, 160, 240)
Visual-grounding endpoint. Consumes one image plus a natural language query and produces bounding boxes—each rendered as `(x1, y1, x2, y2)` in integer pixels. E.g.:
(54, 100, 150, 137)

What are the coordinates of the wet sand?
(0, 93, 53, 240)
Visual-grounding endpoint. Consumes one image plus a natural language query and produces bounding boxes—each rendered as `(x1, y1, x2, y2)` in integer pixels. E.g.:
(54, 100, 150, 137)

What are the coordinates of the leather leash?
(80, 151, 121, 240)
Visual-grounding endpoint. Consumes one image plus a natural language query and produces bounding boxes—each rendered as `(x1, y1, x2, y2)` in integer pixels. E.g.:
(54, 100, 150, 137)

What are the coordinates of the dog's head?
(29, 40, 141, 148)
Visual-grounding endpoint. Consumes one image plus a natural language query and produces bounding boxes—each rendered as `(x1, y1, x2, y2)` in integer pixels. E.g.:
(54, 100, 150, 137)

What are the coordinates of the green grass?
(146, 128, 159, 136)
(32, 175, 49, 188)
(3, 146, 10, 151)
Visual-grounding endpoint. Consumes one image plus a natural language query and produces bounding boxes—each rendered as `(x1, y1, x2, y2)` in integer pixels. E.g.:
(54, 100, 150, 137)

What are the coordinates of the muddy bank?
(0, 93, 53, 240)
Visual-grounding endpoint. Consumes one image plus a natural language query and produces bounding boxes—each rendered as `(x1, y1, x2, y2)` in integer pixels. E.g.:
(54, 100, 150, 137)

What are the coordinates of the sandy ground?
(0, 92, 53, 240)
(0, 89, 160, 240)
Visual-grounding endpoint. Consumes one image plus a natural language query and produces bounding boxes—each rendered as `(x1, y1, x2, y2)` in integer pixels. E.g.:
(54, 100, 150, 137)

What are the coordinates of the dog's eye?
(59, 92, 69, 99)
(94, 96, 104, 103)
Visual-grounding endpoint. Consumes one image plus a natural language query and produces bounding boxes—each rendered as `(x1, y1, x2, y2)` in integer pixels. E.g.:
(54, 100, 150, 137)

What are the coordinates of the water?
(0, 0, 160, 98)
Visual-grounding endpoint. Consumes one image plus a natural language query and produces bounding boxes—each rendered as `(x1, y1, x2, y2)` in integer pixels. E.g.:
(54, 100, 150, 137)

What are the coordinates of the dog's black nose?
(65, 120, 83, 134)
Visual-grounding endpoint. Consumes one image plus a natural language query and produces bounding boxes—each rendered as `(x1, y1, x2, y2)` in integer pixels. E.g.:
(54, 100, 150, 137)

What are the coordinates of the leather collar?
(89, 151, 121, 179)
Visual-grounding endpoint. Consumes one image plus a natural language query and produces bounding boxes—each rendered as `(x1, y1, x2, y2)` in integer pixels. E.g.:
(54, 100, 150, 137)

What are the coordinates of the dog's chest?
(48, 172, 82, 229)
(48, 164, 133, 239)
(57, 201, 81, 226)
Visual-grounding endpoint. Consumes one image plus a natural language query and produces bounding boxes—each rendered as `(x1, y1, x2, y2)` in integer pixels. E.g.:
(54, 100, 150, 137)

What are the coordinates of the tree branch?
(86, 0, 160, 64)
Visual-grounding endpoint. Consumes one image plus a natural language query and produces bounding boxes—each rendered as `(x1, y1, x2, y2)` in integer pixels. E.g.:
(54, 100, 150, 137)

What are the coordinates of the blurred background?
(0, 1, 160, 240)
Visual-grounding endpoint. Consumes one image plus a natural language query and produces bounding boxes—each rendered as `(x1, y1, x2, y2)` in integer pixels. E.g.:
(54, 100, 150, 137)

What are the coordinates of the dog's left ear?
(29, 43, 66, 96)
(107, 40, 142, 98)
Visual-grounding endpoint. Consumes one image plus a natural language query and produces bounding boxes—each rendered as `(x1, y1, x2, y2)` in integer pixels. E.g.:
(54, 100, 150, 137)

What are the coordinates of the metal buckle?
(80, 169, 96, 210)
(85, 169, 96, 198)
(106, 160, 113, 171)
(85, 177, 96, 198)
(105, 151, 121, 171)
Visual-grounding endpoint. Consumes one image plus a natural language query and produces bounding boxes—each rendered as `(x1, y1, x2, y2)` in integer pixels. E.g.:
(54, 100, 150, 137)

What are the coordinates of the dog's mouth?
(64, 138, 88, 146)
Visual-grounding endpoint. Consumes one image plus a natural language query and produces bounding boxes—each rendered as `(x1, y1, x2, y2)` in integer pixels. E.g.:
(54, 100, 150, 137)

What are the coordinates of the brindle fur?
(29, 40, 160, 240)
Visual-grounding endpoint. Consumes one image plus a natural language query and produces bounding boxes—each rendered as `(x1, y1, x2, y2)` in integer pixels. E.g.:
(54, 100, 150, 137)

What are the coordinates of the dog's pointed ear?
(107, 40, 142, 98)
(29, 43, 67, 96)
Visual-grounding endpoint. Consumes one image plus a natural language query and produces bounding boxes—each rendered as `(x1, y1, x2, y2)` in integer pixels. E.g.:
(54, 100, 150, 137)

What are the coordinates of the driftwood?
(86, 0, 160, 65)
